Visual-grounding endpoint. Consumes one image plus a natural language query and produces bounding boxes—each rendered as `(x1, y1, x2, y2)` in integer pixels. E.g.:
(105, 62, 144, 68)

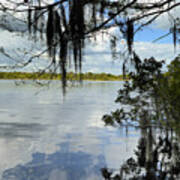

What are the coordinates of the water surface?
(0, 80, 139, 180)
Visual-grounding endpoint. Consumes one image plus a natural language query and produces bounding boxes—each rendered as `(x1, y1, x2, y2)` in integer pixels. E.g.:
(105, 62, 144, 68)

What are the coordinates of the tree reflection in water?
(102, 126, 180, 180)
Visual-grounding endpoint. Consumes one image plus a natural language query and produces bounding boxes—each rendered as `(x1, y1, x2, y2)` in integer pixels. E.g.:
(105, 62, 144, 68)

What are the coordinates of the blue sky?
(135, 26, 171, 44)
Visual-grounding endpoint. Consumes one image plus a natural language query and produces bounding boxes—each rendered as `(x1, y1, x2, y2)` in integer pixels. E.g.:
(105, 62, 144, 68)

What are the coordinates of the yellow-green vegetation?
(0, 72, 128, 81)
(80, 72, 128, 81)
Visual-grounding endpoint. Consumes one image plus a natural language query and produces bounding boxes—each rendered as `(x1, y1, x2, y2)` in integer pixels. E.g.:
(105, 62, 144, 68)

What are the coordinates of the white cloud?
(80, 37, 177, 74)
(134, 41, 177, 63)
(0, 25, 176, 74)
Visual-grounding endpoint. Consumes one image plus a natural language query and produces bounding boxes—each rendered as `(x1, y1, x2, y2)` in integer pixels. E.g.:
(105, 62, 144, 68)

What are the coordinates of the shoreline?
(0, 72, 129, 81)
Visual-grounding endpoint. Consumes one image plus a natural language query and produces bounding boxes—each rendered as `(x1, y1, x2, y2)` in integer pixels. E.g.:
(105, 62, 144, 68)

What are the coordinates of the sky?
(0, 0, 180, 74)
(78, 1, 180, 74)
(51, 0, 179, 67)
(80, 24, 177, 74)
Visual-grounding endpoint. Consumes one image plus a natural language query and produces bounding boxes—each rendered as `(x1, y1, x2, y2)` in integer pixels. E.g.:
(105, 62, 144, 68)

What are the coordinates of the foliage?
(102, 54, 180, 128)
(158, 56, 180, 132)
(102, 54, 164, 128)
(0, 71, 126, 81)
(101, 54, 180, 179)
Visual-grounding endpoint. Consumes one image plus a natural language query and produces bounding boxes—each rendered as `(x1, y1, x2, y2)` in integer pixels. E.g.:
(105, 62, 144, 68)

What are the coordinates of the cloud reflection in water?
(2, 142, 105, 180)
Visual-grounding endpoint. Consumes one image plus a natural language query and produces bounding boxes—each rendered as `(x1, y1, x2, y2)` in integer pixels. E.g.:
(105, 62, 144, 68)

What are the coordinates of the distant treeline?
(0, 72, 128, 81)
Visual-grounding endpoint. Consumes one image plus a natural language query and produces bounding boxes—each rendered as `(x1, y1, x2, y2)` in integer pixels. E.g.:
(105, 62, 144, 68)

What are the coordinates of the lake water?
(0, 80, 139, 180)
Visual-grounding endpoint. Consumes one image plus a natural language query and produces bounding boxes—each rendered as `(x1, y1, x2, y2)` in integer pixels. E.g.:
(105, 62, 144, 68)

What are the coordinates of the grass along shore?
(0, 72, 128, 81)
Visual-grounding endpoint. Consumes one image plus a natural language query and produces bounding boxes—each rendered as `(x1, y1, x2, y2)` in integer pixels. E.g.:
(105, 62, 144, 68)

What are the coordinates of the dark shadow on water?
(2, 142, 106, 180)
(0, 122, 47, 138)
